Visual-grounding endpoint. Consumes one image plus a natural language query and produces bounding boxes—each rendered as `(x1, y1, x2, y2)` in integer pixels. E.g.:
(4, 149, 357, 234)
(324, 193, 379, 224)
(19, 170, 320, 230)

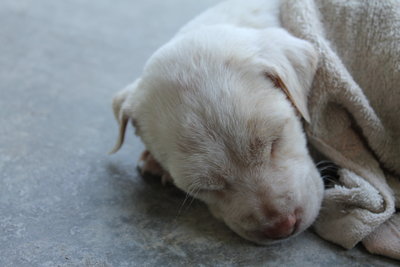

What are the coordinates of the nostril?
(263, 214, 297, 239)
(280, 214, 296, 230)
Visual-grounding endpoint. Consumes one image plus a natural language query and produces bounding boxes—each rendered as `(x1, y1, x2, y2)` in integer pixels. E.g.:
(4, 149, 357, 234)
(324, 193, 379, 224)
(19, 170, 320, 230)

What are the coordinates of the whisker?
(318, 165, 339, 171)
(177, 186, 195, 217)
(186, 187, 201, 211)
(316, 160, 337, 167)
(322, 175, 340, 184)
(176, 180, 203, 217)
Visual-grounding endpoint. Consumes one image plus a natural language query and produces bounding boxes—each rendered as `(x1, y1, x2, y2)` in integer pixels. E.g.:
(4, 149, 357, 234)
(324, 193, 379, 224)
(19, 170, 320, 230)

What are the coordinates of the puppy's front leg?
(138, 150, 172, 185)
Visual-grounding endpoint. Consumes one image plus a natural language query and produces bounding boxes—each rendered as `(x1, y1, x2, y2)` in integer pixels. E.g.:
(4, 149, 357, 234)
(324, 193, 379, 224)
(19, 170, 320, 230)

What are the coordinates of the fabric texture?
(280, 0, 400, 260)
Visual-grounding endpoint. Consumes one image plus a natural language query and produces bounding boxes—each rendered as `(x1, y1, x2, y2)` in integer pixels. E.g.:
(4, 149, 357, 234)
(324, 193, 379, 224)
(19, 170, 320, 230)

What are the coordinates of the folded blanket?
(280, 0, 400, 260)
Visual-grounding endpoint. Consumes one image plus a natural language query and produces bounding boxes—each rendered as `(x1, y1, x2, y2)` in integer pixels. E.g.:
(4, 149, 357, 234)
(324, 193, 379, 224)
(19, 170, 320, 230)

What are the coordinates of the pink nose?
(263, 214, 297, 239)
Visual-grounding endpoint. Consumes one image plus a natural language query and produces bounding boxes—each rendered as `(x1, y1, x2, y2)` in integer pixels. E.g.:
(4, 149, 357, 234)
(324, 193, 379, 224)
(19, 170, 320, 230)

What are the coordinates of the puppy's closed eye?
(194, 174, 227, 192)
(248, 134, 281, 165)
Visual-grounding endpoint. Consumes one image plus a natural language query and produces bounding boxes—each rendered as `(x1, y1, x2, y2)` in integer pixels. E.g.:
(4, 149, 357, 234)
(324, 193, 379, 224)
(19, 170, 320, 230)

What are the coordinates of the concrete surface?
(0, 0, 398, 266)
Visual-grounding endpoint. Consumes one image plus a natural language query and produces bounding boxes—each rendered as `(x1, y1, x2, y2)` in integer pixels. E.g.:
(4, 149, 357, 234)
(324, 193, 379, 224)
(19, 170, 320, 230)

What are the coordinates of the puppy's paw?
(138, 150, 172, 185)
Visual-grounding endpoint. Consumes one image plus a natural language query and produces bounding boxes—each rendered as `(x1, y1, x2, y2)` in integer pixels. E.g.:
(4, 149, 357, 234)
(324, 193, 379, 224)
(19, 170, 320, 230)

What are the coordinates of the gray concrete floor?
(0, 0, 398, 266)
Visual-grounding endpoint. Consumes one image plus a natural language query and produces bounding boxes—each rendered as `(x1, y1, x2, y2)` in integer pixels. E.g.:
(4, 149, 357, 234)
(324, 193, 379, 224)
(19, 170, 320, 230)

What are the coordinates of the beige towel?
(280, 0, 400, 260)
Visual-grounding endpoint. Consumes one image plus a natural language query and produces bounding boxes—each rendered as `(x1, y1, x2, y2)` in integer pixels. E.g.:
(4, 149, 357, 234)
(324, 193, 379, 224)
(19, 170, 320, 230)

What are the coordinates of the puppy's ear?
(109, 79, 141, 154)
(265, 71, 312, 123)
(258, 29, 318, 123)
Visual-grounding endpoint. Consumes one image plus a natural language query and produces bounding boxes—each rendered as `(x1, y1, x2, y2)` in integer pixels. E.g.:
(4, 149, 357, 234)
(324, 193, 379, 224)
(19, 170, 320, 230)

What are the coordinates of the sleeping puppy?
(110, 0, 324, 244)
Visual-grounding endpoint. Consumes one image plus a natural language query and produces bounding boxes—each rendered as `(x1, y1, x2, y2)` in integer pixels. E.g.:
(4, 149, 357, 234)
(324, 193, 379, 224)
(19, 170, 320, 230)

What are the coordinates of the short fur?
(111, 0, 323, 244)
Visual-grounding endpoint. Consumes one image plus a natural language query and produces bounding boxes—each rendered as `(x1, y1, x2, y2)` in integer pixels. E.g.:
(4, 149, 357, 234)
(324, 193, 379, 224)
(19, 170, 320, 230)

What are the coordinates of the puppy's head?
(112, 26, 323, 244)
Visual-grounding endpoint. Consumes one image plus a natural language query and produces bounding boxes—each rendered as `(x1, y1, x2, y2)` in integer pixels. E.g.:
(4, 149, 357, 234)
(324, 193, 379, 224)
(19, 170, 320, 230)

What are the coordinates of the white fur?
(112, 0, 324, 244)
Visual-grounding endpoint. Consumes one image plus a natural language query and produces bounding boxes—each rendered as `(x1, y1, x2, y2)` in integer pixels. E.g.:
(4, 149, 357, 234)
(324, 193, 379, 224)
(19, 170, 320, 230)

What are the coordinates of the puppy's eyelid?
(197, 175, 227, 192)
(204, 185, 225, 191)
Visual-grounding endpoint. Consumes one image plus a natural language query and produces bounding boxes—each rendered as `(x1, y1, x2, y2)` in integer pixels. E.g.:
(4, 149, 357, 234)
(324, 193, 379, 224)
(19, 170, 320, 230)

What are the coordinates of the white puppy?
(111, 0, 324, 244)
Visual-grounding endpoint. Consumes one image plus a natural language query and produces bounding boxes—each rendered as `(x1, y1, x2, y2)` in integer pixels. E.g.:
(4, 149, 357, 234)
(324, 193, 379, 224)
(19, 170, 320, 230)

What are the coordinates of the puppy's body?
(112, 0, 324, 244)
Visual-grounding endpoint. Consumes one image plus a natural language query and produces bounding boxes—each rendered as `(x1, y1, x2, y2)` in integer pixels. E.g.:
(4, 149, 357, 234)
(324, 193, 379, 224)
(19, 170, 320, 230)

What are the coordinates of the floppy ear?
(258, 29, 318, 123)
(109, 79, 141, 154)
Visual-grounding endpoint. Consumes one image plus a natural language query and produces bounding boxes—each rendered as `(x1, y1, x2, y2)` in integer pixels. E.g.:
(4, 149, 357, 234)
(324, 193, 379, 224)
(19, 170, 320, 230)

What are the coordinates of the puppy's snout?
(262, 213, 297, 239)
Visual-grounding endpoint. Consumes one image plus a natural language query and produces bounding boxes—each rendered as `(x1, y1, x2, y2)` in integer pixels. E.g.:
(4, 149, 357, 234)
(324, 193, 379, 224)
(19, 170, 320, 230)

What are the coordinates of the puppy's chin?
(233, 227, 301, 246)
(205, 166, 324, 245)
(218, 205, 320, 245)
(212, 202, 321, 245)
(211, 210, 304, 245)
